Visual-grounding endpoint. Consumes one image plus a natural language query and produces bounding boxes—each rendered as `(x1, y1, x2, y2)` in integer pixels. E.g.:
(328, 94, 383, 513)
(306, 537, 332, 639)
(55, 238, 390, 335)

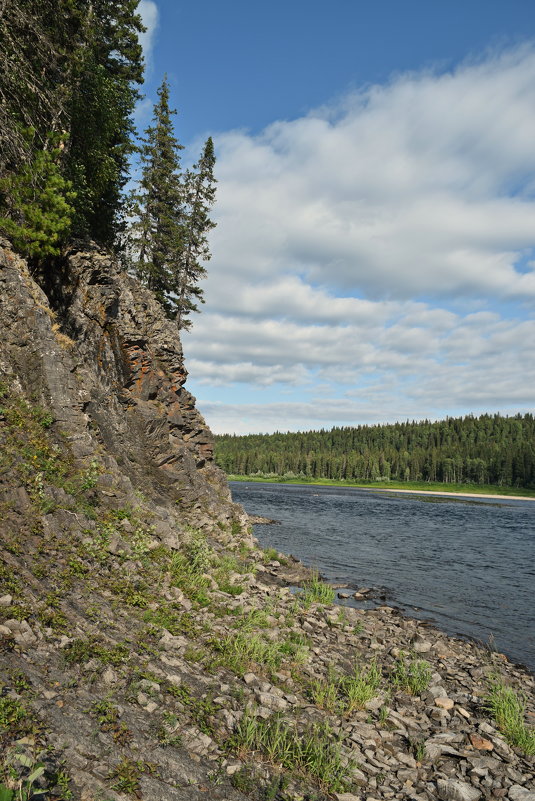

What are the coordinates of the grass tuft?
(485, 677, 535, 756)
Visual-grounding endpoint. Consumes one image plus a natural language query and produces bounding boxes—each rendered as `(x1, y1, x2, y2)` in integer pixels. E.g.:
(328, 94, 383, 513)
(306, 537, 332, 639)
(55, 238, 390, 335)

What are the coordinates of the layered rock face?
(0, 239, 241, 527)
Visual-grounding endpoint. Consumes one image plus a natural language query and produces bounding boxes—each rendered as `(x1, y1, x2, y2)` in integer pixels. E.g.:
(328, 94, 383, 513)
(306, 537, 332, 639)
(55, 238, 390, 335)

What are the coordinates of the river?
(230, 481, 535, 673)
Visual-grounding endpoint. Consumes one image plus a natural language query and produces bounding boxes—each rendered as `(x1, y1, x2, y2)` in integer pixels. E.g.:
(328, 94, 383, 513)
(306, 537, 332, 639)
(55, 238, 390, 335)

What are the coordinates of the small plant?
(409, 737, 426, 762)
(391, 653, 431, 695)
(301, 572, 335, 606)
(230, 710, 351, 793)
(108, 758, 154, 795)
(304, 660, 381, 713)
(91, 699, 132, 745)
(0, 754, 46, 800)
(210, 631, 293, 675)
(230, 766, 256, 794)
(485, 677, 535, 756)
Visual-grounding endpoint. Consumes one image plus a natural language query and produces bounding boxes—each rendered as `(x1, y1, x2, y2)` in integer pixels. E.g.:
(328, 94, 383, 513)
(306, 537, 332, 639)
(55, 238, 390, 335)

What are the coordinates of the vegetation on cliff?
(215, 414, 535, 489)
(0, 1, 215, 327)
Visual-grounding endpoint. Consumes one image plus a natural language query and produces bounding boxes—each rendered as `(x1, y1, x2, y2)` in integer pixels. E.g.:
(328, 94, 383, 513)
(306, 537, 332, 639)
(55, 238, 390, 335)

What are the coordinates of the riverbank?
(228, 474, 535, 500)
(1, 517, 534, 800)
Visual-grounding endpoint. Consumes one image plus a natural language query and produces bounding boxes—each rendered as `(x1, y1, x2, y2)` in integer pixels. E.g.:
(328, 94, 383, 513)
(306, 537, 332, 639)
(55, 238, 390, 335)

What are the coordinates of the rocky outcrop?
(0, 239, 241, 520)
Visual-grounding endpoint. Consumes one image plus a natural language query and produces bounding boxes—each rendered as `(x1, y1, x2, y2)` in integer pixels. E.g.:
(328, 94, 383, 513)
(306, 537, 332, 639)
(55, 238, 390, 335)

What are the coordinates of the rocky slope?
(0, 241, 533, 801)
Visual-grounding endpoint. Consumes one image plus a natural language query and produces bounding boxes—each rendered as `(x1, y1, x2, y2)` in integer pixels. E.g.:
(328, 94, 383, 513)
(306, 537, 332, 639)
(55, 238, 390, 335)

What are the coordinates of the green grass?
(391, 654, 432, 695)
(305, 661, 382, 713)
(301, 572, 335, 606)
(485, 677, 535, 756)
(230, 710, 352, 794)
(227, 475, 535, 499)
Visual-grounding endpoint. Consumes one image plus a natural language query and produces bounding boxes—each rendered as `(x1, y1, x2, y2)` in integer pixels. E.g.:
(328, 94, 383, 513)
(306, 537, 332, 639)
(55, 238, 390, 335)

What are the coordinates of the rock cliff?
(0, 239, 242, 528)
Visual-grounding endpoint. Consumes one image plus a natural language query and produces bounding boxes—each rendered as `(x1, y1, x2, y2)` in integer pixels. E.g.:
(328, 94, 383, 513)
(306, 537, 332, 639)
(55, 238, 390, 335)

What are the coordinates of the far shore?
(357, 486, 535, 502)
(227, 474, 535, 501)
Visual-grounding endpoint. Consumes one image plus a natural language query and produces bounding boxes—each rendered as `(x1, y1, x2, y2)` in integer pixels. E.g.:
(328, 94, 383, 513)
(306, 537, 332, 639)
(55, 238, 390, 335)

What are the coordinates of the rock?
(437, 779, 482, 801)
(435, 697, 455, 710)
(508, 787, 535, 801)
(0, 594, 13, 606)
(413, 638, 433, 653)
(469, 733, 494, 751)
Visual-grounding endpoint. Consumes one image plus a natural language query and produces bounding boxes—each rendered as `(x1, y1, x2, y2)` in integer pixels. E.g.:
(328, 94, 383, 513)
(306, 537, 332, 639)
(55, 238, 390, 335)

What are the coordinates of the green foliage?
(127, 78, 216, 327)
(108, 758, 154, 795)
(304, 661, 381, 713)
(230, 710, 351, 794)
(0, 0, 144, 253)
(485, 677, 535, 756)
(215, 413, 535, 489)
(0, 755, 46, 801)
(391, 653, 432, 695)
(301, 572, 335, 606)
(0, 130, 75, 259)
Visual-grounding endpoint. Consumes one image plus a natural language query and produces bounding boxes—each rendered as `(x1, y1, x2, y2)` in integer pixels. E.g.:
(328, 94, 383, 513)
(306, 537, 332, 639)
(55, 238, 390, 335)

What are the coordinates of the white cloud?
(138, 1, 159, 69)
(183, 45, 535, 433)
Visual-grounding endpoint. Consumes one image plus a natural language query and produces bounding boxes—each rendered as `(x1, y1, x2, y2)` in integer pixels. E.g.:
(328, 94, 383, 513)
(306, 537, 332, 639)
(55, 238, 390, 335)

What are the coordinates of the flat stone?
(469, 733, 494, 751)
(508, 787, 535, 801)
(435, 697, 455, 710)
(437, 778, 481, 801)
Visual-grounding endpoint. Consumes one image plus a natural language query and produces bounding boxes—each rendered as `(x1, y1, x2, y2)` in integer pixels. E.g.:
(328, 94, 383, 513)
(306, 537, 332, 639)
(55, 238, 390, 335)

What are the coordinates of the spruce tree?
(129, 76, 185, 317)
(176, 136, 217, 330)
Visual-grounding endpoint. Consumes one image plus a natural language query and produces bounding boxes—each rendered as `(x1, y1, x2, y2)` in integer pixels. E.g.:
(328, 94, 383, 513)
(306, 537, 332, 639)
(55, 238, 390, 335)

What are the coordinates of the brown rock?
(469, 734, 494, 751)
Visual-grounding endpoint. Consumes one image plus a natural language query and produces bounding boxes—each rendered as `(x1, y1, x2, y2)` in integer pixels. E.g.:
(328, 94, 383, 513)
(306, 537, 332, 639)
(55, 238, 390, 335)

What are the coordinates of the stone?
(508, 787, 535, 801)
(437, 778, 482, 801)
(0, 594, 13, 606)
(435, 697, 455, 710)
(469, 734, 494, 751)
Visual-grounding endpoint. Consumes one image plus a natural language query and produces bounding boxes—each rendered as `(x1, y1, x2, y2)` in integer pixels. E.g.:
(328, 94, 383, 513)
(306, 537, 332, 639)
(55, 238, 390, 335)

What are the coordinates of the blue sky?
(138, 1, 535, 434)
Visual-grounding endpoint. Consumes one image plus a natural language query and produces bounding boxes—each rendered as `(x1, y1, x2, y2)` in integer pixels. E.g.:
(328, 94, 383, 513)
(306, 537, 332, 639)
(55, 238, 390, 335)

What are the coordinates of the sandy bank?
(360, 487, 535, 502)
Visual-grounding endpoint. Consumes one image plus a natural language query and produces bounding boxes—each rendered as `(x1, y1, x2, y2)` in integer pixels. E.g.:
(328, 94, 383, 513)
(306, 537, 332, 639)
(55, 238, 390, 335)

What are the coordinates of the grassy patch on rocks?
(486, 676, 535, 756)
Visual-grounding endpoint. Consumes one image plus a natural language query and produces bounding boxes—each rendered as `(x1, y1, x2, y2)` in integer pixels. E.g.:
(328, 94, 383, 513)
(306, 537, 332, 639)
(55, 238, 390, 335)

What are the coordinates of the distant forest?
(214, 414, 535, 488)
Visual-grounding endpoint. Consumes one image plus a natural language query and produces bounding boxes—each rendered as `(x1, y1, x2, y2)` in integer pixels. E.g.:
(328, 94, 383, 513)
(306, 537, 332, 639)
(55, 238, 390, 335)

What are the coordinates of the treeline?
(215, 414, 535, 488)
(0, 1, 215, 329)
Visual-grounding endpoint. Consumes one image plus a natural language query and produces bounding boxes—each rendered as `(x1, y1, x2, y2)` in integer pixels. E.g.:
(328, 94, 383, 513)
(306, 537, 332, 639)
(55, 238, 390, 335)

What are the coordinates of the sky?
(137, 0, 535, 435)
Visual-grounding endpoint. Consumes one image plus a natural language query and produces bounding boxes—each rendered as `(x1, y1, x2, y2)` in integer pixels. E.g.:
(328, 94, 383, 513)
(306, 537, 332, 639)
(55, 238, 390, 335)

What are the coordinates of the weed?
(0, 754, 46, 801)
(0, 696, 28, 736)
(301, 572, 335, 606)
(409, 737, 426, 762)
(304, 660, 381, 713)
(90, 699, 132, 745)
(391, 653, 431, 695)
(108, 758, 154, 795)
(230, 710, 351, 794)
(485, 677, 535, 756)
(230, 766, 256, 793)
(210, 632, 287, 675)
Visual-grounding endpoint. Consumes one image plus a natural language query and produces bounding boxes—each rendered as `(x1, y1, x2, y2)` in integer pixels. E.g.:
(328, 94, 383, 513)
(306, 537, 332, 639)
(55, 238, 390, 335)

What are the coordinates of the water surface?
(230, 482, 535, 673)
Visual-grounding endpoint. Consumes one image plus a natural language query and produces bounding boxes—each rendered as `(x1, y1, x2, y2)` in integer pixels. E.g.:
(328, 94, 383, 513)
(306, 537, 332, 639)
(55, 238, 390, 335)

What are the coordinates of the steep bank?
(0, 242, 533, 801)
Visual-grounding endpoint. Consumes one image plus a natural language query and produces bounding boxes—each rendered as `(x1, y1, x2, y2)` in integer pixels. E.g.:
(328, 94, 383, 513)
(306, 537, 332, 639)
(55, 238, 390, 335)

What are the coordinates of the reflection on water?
(230, 482, 535, 673)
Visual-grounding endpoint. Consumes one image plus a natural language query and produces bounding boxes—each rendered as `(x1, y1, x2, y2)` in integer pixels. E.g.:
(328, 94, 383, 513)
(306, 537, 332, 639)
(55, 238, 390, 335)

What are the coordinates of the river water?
(230, 481, 535, 673)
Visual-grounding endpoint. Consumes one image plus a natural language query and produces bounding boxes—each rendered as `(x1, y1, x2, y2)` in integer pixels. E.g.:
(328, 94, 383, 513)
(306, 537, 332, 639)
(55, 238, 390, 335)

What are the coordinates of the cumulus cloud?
(138, 1, 159, 68)
(183, 45, 535, 433)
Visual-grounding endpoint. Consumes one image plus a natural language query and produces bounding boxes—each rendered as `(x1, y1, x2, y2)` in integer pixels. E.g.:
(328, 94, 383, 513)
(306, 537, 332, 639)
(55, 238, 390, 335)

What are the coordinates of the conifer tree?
(129, 76, 185, 316)
(176, 137, 217, 329)
(129, 80, 217, 327)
